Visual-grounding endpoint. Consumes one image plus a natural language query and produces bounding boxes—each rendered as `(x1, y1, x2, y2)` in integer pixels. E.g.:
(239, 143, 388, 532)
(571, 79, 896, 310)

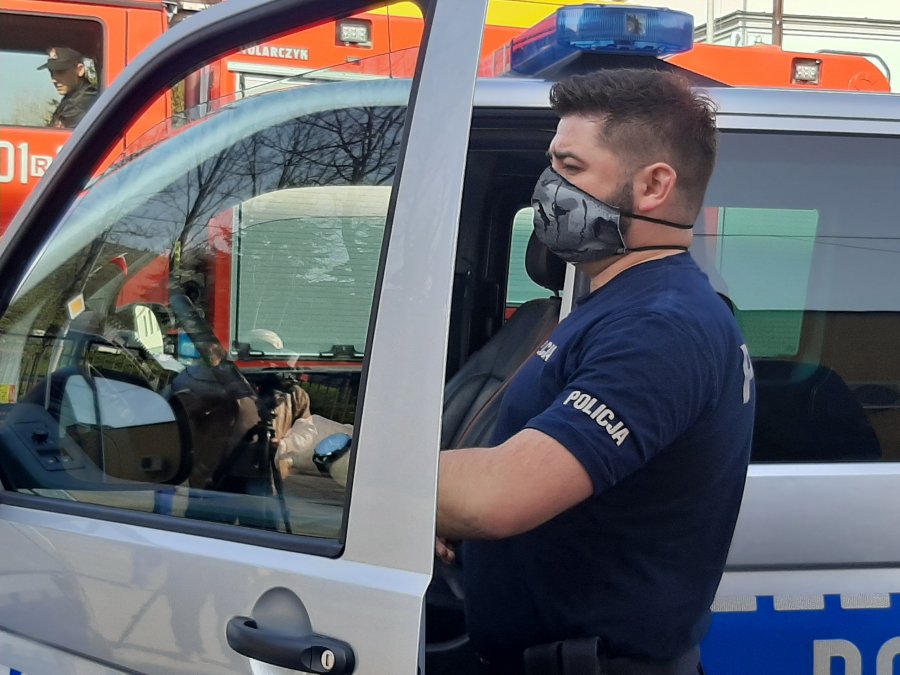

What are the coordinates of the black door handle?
(226, 615, 355, 674)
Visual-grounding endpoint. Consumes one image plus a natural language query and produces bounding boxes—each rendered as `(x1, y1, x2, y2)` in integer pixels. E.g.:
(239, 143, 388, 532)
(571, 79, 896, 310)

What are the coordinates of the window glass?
(234, 183, 394, 358)
(0, 66, 418, 543)
(716, 207, 819, 357)
(0, 14, 103, 128)
(694, 131, 900, 464)
(506, 207, 548, 310)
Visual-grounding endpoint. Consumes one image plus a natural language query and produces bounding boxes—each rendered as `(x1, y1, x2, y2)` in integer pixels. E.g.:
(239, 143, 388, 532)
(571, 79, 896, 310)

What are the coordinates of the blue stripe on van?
(703, 593, 900, 675)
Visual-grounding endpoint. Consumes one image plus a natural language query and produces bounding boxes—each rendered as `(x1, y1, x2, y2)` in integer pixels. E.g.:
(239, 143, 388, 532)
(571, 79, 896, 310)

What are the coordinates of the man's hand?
(435, 537, 458, 564)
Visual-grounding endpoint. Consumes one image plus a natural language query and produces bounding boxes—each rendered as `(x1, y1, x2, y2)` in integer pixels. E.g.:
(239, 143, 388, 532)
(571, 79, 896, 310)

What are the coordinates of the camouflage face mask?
(531, 166, 692, 264)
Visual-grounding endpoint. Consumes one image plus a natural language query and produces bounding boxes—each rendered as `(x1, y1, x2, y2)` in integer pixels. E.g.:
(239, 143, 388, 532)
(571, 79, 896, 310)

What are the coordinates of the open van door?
(0, 0, 486, 671)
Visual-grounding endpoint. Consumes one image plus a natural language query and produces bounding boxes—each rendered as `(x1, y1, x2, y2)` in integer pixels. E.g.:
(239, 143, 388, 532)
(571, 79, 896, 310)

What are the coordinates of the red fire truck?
(0, 0, 170, 229)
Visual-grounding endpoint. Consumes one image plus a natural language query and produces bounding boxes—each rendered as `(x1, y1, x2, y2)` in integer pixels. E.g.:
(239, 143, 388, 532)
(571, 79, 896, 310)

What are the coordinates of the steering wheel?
(425, 549, 477, 674)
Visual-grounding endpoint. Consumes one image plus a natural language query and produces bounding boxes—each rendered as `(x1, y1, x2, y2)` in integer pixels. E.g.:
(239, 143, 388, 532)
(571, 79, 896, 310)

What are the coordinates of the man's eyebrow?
(546, 149, 584, 163)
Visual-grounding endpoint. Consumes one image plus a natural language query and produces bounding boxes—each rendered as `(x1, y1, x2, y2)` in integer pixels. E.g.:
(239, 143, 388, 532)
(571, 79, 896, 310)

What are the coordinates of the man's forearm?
(437, 448, 502, 540)
(436, 430, 594, 541)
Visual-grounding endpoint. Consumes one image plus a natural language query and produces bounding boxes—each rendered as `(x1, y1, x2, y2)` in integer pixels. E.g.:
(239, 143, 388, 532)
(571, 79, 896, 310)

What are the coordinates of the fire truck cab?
(0, 0, 172, 228)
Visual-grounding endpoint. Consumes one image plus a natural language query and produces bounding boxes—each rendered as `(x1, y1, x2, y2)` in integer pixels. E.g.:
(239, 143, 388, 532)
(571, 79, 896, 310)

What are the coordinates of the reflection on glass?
(0, 74, 413, 540)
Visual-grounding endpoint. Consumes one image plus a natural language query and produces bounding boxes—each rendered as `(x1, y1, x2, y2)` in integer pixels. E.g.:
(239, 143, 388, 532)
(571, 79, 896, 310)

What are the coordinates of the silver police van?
(1, 0, 899, 673)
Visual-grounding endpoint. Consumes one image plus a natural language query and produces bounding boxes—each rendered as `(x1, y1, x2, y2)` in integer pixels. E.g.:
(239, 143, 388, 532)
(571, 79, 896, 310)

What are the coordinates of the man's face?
(548, 114, 633, 212)
(48, 63, 84, 96)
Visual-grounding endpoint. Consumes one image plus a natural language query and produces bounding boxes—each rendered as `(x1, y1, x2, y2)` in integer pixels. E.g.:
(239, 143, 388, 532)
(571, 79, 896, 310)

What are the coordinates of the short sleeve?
(525, 312, 714, 494)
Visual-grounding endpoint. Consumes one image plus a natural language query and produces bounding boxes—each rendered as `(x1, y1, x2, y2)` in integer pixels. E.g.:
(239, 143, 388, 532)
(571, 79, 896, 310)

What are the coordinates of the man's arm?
(437, 428, 594, 541)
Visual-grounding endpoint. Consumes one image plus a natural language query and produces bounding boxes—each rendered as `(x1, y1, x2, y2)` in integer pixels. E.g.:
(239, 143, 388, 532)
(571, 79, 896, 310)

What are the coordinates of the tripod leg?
(270, 440, 293, 534)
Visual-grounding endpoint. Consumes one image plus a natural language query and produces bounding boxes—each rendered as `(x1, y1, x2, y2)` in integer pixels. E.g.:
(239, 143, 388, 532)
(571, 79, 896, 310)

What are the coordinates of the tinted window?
(694, 131, 900, 463)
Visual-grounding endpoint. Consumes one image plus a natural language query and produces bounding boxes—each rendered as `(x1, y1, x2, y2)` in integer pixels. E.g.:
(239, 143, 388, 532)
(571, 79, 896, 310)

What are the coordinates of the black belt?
(478, 641, 701, 675)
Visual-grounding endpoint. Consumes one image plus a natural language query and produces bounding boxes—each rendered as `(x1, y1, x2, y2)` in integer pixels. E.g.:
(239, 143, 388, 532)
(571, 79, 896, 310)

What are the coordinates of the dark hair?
(549, 68, 717, 216)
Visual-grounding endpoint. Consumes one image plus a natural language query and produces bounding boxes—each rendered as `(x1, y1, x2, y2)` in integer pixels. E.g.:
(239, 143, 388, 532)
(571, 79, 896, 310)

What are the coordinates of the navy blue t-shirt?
(462, 253, 754, 662)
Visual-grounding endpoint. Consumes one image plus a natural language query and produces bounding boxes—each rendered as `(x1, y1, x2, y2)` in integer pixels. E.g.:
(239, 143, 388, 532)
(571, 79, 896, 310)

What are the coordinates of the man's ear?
(632, 162, 677, 213)
(76, 63, 86, 78)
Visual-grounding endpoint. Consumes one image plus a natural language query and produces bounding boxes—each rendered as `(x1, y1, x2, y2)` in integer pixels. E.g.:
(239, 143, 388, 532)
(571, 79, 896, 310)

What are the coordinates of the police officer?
(436, 68, 755, 675)
(37, 47, 99, 129)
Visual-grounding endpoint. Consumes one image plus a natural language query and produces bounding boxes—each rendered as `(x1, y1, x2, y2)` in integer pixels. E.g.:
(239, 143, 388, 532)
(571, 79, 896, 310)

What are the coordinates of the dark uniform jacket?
(50, 82, 99, 128)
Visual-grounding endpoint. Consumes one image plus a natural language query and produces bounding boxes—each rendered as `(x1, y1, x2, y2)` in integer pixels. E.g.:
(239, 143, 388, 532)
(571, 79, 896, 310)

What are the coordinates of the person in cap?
(37, 47, 99, 129)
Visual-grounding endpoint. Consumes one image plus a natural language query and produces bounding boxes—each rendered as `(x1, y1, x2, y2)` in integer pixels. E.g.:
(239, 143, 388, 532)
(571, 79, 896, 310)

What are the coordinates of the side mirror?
(60, 374, 188, 484)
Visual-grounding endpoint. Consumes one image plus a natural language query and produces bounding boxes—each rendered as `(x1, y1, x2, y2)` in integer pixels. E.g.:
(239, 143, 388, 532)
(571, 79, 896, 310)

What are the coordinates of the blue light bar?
(509, 5, 694, 76)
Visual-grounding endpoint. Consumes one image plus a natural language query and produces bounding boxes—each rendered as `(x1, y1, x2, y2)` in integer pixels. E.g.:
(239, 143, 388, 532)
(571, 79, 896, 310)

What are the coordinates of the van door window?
(714, 207, 819, 358)
(0, 71, 417, 546)
(506, 207, 550, 314)
(695, 130, 900, 464)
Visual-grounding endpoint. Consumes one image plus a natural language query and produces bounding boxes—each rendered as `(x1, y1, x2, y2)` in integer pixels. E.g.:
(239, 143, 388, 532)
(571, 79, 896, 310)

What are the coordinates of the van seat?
(441, 233, 565, 449)
(751, 359, 881, 462)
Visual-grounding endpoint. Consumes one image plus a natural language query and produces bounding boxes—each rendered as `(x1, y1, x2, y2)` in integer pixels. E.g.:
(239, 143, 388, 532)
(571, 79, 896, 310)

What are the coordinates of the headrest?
(525, 231, 566, 293)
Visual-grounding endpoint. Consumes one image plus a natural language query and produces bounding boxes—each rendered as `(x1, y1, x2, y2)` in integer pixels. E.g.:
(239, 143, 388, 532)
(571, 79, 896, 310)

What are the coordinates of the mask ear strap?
(619, 211, 691, 254)
(625, 245, 690, 253)
(621, 212, 694, 230)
